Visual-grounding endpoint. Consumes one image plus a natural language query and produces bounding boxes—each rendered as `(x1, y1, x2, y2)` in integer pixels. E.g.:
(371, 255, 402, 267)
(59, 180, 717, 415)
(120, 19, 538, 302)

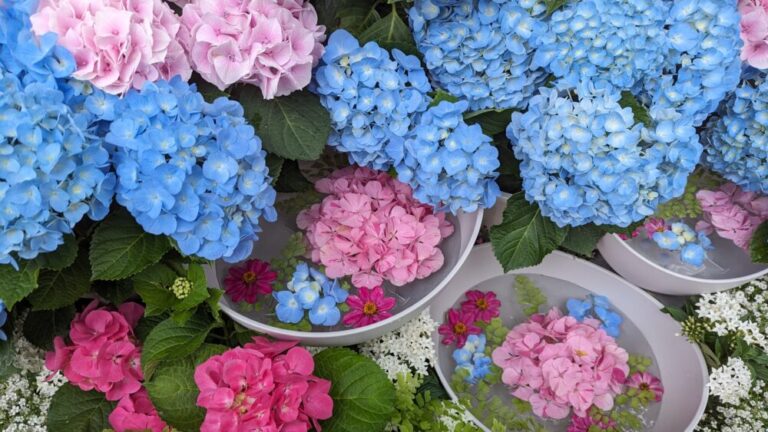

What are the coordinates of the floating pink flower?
(224, 258, 277, 303)
(109, 388, 167, 432)
(194, 337, 333, 432)
(342, 286, 396, 328)
(627, 371, 664, 402)
(30, 0, 192, 94)
(438, 309, 481, 348)
(740, 0, 768, 69)
(641, 217, 667, 240)
(178, 0, 326, 98)
(696, 183, 768, 250)
(460, 290, 501, 323)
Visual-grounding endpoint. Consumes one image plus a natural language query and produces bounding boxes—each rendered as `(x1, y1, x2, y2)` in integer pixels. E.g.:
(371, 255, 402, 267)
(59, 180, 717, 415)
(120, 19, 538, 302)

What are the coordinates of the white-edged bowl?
(430, 245, 708, 432)
(205, 208, 483, 346)
(598, 233, 768, 295)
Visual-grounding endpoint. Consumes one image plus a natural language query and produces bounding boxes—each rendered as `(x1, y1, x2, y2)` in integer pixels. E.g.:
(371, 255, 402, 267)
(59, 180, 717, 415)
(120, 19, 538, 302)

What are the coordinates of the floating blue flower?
(653, 230, 682, 251)
(452, 334, 492, 383)
(274, 261, 348, 327)
(681, 243, 706, 267)
(649, 220, 712, 267)
(566, 294, 623, 338)
(309, 297, 341, 326)
(275, 291, 304, 324)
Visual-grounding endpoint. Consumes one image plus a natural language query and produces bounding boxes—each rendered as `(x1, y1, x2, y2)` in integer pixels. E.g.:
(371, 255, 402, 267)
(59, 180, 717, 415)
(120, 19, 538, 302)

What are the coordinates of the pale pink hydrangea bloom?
(297, 166, 454, 289)
(740, 0, 768, 68)
(492, 308, 630, 420)
(194, 337, 333, 432)
(45, 301, 145, 401)
(178, 0, 326, 98)
(696, 182, 768, 250)
(30, 0, 192, 94)
(109, 388, 168, 432)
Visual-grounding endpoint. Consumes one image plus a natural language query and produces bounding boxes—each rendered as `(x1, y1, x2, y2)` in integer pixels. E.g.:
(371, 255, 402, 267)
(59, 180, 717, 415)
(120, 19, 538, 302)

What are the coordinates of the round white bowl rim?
(217, 208, 484, 340)
(604, 233, 768, 284)
(432, 245, 709, 432)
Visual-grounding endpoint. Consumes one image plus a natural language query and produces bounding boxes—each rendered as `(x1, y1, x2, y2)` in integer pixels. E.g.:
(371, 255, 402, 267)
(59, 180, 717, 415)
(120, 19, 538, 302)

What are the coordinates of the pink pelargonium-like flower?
(45, 300, 145, 401)
(194, 337, 333, 432)
(438, 309, 482, 348)
(342, 286, 396, 328)
(696, 182, 768, 250)
(492, 307, 631, 420)
(740, 0, 768, 68)
(627, 372, 664, 402)
(178, 0, 326, 98)
(297, 166, 454, 289)
(460, 290, 501, 323)
(109, 388, 168, 432)
(30, 0, 192, 94)
(224, 258, 277, 304)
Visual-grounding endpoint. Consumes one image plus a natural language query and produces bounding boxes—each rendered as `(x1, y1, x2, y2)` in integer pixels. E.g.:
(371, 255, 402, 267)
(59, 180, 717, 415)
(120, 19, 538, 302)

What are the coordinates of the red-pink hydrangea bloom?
(109, 388, 168, 432)
(45, 301, 145, 401)
(739, 0, 768, 69)
(460, 290, 501, 323)
(438, 309, 481, 348)
(342, 286, 396, 328)
(30, 0, 192, 94)
(194, 337, 333, 432)
(491, 308, 630, 420)
(626, 371, 664, 402)
(297, 166, 454, 289)
(178, 0, 326, 98)
(696, 182, 768, 250)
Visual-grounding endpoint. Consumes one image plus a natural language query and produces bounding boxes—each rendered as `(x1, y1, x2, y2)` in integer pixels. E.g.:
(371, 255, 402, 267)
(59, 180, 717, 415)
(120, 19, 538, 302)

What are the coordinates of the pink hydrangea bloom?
(460, 290, 501, 323)
(626, 371, 664, 402)
(740, 0, 768, 69)
(45, 300, 144, 401)
(696, 183, 768, 250)
(30, 0, 191, 94)
(438, 309, 482, 348)
(178, 0, 326, 97)
(109, 388, 168, 432)
(297, 166, 454, 289)
(342, 286, 396, 328)
(492, 307, 630, 420)
(194, 337, 333, 432)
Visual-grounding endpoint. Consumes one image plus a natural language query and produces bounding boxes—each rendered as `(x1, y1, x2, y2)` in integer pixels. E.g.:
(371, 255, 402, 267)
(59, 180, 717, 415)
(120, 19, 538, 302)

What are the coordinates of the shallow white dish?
(205, 208, 483, 346)
(598, 233, 768, 295)
(430, 245, 708, 432)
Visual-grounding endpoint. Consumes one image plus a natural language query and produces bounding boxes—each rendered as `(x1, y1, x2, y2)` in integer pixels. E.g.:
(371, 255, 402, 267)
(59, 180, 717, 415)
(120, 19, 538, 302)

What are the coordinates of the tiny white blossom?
(708, 357, 752, 405)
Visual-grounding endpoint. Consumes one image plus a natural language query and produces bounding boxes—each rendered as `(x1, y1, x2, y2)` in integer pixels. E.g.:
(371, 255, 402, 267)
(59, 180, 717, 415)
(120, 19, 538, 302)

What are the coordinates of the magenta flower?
(739, 0, 768, 69)
(567, 414, 617, 432)
(642, 217, 667, 240)
(342, 286, 396, 328)
(224, 259, 277, 304)
(109, 388, 167, 432)
(460, 290, 501, 323)
(627, 371, 664, 402)
(438, 309, 482, 348)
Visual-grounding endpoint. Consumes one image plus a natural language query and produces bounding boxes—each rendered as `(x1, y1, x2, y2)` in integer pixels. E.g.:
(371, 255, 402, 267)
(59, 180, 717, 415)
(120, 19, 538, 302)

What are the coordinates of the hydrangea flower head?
(30, 0, 192, 94)
(409, 0, 548, 110)
(314, 29, 432, 171)
(108, 388, 168, 432)
(533, 0, 667, 90)
(696, 183, 768, 250)
(507, 80, 701, 227)
(739, 0, 768, 69)
(107, 77, 277, 262)
(179, 0, 325, 97)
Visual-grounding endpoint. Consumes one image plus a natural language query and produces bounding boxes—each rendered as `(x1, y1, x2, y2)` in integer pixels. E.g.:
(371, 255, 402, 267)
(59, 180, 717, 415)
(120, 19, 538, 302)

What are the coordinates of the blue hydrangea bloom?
(275, 291, 304, 324)
(0, 1, 115, 267)
(452, 334, 492, 383)
(0, 299, 7, 341)
(274, 261, 346, 327)
(532, 0, 668, 90)
(507, 80, 701, 227)
(566, 294, 623, 338)
(314, 30, 432, 171)
(703, 78, 768, 194)
(106, 77, 277, 262)
(396, 101, 501, 213)
(639, 0, 742, 127)
(410, 0, 548, 110)
(650, 220, 713, 267)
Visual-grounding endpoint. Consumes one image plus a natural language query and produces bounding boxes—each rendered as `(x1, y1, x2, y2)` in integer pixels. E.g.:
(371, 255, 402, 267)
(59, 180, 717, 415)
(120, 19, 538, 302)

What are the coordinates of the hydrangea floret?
(108, 388, 168, 432)
(409, 0, 548, 110)
(739, 0, 768, 69)
(452, 334, 492, 384)
(106, 77, 277, 262)
(30, 0, 192, 94)
(696, 182, 768, 250)
(273, 261, 347, 327)
(645, 220, 713, 267)
(179, 0, 326, 97)
(297, 166, 454, 288)
(566, 295, 623, 338)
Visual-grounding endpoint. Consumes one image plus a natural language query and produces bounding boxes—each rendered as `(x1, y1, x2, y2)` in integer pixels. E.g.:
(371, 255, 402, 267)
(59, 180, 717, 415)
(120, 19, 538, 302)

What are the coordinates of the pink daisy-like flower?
(342, 286, 396, 328)
(438, 309, 481, 348)
(223, 259, 277, 304)
(642, 217, 667, 239)
(460, 290, 501, 323)
(627, 371, 665, 402)
(567, 414, 617, 432)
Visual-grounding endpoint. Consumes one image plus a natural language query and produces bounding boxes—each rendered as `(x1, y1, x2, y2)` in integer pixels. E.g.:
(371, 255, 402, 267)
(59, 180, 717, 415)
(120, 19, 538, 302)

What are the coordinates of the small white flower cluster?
(697, 379, 768, 432)
(359, 309, 438, 380)
(707, 357, 753, 405)
(437, 401, 477, 432)
(696, 278, 768, 352)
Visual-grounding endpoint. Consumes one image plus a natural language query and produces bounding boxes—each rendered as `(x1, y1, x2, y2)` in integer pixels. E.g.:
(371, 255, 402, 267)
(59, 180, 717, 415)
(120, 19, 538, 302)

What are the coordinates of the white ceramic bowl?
(205, 208, 483, 346)
(430, 245, 708, 432)
(598, 233, 768, 295)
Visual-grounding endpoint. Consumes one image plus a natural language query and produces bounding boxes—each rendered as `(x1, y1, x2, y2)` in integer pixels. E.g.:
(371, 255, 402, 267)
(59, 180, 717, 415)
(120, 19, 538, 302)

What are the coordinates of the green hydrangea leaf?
(0, 260, 40, 309)
(173, 264, 210, 313)
(47, 384, 116, 432)
(134, 264, 178, 316)
(144, 357, 205, 431)
(28, 243, 91, 311)
(465, 109, 516, 136)
(359, 10, 417, 55)
(141, 311, 219, 379)
(560, 224, 607, 257)
(430, 90, 460, 107)
(618, 91, 651, 127)
(34, 234, 78, 270)
(751, 220, 768, 263)
(23, 306, 76, 351)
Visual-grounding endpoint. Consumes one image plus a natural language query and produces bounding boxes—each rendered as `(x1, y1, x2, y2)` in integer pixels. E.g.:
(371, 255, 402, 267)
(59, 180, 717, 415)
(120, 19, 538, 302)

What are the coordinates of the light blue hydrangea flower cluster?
(0, 2, 115, 267)
(566, 294, 623, 338)
(640, 0, 742, 127)
(507, 81, 702, 227)
(703, 78, 768, 194)
(106, 77, 277, 263)
(274, 262, 348, 327)
(314, 30, 432, 171)
(396, 101, 501, 213)
(409, 0, 548, 111)
(532, 0, 668, 90)
(651, 221, 713, 267)
(452, 333, 492, 384)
